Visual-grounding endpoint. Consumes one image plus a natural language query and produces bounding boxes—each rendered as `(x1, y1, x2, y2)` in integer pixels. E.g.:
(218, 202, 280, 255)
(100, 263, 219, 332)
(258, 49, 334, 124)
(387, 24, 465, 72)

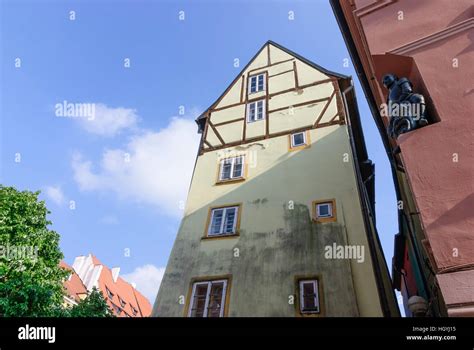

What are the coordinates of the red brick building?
(330, 0, 473, 316)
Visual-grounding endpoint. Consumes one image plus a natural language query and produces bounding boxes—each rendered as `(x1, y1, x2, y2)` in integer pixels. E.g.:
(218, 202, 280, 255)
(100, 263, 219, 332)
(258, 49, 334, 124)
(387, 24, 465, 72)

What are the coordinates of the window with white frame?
(316, 202, 333, 218)
(219, 156, 244, 181)
(188, 279, 228, 317)
(247, 100, 265, 123)
(248, 73, 265, 94)
(208, 206, 239, 236)
(299, 279, 320, 314)
(291, 131, 307, 148)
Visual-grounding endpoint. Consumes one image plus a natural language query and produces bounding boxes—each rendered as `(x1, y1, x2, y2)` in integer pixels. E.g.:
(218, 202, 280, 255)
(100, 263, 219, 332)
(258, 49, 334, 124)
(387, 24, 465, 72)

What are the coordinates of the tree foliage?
(67, 287, 114, 317)
(0, 185, 67, 316)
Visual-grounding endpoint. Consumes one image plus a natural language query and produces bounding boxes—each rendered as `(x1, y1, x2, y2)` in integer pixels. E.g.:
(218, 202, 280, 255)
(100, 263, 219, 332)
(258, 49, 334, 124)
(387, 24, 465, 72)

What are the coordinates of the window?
(208, 206, 239, 236)
(219, 156, 244, 182)
(105, 286, 114, 299)
(291, 132, 306, 147)
(248, 73, 265, 94)
(118, 296, 126, 308)
(312, 199, 337, 223)
(299, 279, 320, 314)
(317, 203, 332, 217)
(289, 131, 310, 150)
(131, 306, 138, 316)
(111, 303, 122, 315)
(247, 100, 265, 123)
(188, 279, 228, 317)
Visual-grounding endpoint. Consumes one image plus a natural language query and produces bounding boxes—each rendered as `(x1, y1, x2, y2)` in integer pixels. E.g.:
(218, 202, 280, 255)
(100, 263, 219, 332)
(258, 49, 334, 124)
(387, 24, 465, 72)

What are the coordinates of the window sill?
(289, 144, 311, 152)
(248, 90, 265, 96)
(297, 311, 322, 317)
(215, 177, 246, 186)
(312, 217, 336, 224)
(246, 118, 264, 124)
(202, 233, 240, 241)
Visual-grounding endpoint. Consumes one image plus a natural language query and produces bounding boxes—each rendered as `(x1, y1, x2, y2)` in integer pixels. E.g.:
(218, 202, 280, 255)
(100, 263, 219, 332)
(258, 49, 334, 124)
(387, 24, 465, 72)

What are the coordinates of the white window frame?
(291, 131, 307, 148)
(208, 206, 239, 236)
(248, 73, 265, 94)
(247, 100, 265, 123)
(299, 280, 320, 314)
(188, 279, 228, 317)
(219, 156, 245, 181)
(316, 202, 333, 218)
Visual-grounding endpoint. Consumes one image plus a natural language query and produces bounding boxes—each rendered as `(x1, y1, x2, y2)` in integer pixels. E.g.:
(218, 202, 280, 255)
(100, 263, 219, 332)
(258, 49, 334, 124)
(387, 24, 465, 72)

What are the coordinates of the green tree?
(67, 287, 114, 317)
(0, 185, 68, 317)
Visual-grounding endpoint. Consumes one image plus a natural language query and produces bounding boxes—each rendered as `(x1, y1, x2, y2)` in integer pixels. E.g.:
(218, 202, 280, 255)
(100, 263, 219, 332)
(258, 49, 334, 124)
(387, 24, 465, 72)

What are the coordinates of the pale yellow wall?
(217, 122, 242, 143)
(205, 126, 220, 146)
(218, 78, 242, 107)
(269, 44, 293, 62)
(268, 71, 294, 94)
(269, 103, 323, 133)
(205, 43, 339, 148)
(296, 60, 330, 86)
(154, 43, 386, 317)
(183, 125, 383, 316)
(210, 105, 245, 124)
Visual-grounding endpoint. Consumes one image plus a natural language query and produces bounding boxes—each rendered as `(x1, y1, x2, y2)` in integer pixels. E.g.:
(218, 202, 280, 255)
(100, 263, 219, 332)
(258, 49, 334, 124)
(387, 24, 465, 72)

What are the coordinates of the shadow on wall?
(154, 126, 380, 316)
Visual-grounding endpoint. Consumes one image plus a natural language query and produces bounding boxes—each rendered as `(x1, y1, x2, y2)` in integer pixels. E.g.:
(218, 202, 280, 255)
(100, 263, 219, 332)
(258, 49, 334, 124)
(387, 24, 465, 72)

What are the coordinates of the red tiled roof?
(60, 261, 87, 303)
(88, 256, 152, 317)
(90, 254, 102, 266)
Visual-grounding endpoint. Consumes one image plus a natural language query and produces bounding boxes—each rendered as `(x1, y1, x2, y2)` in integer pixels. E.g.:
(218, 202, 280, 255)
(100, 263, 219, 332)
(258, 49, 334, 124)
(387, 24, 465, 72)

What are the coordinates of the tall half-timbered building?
(153, 41, 399, 317)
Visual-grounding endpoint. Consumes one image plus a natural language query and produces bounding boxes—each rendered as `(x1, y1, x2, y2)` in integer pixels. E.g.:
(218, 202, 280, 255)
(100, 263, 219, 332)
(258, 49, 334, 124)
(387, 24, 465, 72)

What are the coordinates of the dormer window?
(105, 286, 114, 299)
(131, 306, 138, 316)
(247, 100, 265, 123)
(111, 303, 122, 315)
(118, 296, 126, 308)
(248, 73, 265, 94)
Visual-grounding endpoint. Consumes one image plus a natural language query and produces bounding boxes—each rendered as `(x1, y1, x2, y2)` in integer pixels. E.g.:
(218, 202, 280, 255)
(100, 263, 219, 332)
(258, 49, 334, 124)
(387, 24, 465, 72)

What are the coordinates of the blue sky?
(1, 0, 398, 305)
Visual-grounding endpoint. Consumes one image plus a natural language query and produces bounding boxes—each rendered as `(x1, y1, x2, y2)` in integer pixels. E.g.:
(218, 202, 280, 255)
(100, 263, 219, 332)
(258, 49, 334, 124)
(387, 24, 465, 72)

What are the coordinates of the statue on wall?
(381, 74, 428, 139)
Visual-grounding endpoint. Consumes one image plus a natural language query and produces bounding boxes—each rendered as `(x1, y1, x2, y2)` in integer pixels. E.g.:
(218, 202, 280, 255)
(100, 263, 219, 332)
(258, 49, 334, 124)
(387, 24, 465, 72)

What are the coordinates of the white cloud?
(77, 103, 139, 137)
(71, 111, 201, 217)
(122, 264, 165, 303)
(44, 185, 65, 205)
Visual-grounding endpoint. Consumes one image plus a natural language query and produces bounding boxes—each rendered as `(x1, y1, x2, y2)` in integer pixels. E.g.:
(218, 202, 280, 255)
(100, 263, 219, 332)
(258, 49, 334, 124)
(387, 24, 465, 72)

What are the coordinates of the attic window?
(131, 306, 138, 316)
(105, 286, 114, 299)
(247, 100, 265, 123)
(118, 296, 126, 308)
(111, 303, 122, 315)
(248, 73, 265, 94)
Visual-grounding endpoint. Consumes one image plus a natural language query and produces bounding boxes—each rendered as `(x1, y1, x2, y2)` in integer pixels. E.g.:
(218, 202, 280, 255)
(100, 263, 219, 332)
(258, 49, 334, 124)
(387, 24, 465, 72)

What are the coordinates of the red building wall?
(332, 0, 474, 315)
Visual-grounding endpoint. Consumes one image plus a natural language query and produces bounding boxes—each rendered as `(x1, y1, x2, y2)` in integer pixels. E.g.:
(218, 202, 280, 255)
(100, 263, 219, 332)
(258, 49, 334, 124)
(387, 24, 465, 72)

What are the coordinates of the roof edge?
(196, 40, 349, 123)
